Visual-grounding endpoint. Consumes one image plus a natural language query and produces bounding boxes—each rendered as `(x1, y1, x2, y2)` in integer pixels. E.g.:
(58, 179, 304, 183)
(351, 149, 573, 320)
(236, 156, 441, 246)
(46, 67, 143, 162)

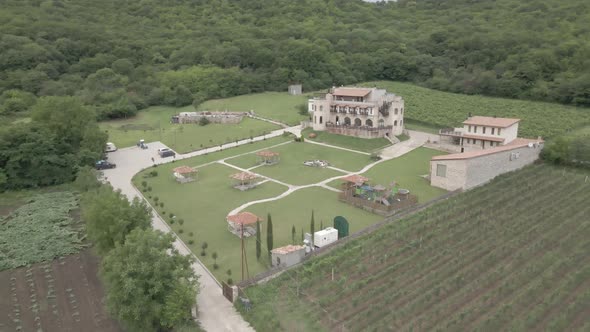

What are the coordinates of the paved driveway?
(103, 142, 256, 332)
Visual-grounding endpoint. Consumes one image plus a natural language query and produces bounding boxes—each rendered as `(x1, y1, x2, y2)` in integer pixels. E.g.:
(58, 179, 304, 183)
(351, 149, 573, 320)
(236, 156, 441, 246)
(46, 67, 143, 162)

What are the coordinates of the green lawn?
(247, 187, 383, 248)
(226, 142, 373, 185)
(100, 105, 279, 153)
(302, 128, 391, 153)
(328, 147, 447, 203)
(198, 92, 310, 125)
(135, 162, 288, 281)
(404, 119, 442, 134)
(361, 81, 590, 139)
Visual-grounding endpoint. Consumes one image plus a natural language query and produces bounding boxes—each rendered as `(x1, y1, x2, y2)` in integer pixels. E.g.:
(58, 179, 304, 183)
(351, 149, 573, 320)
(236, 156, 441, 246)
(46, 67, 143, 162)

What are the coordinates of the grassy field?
(404, 119, 442, 134)
(247, 187, 383, 248)
(198, 92, 310, 125)
(239, 164, 590, 331)
(326, 147, 447, 203)
(226, 141, 373, 185)
(361, 81, 590, 139)
(301, 128, 391, 153)
(99, 105, 279, 152)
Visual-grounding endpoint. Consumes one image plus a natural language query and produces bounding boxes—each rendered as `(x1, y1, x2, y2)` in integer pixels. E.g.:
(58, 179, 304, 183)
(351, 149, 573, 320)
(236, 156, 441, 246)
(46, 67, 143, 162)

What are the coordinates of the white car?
(105, 142, 117, 152)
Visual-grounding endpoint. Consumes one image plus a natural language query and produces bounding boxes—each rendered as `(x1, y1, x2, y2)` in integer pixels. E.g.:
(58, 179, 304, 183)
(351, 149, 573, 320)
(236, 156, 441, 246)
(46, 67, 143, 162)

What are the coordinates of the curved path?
(102, 123, 434, 331)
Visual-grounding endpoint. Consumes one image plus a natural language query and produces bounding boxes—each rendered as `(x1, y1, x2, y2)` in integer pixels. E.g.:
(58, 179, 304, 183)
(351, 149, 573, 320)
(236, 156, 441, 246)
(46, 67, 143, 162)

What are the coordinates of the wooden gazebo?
(341, 174, 369, 186)
(256, 150, 280, 166)
(230, 172, 260, 191)
(173, 166, 198, 183)
(226, 212, 262, 237)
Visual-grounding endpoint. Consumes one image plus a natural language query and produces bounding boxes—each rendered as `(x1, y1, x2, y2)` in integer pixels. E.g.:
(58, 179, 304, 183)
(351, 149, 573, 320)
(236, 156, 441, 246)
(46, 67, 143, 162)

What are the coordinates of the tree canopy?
(81, 185, 152, 255)
(0, 0, 588, 120)
(101, 228, 197, 332)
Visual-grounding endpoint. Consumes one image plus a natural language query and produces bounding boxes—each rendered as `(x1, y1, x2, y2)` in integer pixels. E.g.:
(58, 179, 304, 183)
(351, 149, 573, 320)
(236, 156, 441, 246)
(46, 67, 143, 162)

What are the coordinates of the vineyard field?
(362, 81, 590, 139)
(239, 164, 590, 331)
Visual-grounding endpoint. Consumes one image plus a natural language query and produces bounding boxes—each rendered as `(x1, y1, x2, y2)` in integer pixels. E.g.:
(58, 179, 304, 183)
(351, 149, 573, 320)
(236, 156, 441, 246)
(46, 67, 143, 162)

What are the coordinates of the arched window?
(354, 118, 362, 127)
(319, 116, 323, 124)
(400, 119, 403, 126)
(378, 119, 385, 127)
(394, 108, 398, 115)
(366, 119, 373, 127)
(394, 120, 398, 126)
(344, 117, 351, 125)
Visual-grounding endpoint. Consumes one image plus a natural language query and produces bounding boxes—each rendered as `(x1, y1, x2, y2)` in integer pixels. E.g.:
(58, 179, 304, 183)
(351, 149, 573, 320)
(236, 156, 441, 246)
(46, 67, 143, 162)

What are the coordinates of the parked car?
(95, 160, 116, 170)
(105, 142, 117, 152)
(158, 148, 176, 158)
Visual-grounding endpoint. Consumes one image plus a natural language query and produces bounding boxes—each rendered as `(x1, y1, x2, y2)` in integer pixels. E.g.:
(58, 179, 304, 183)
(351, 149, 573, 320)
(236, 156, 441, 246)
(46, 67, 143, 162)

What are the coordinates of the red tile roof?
(226, 212, 261, 225)
(256, 150, 279, 157)
(461, 134, 506, 143)
(463, 116, 520, 128)
(332, 87, 372, 97)
(341, 174, 370, 184)
(271, 245, 305, 255)
(229, 172, 258, 181)
(431, 138, 544, 161)
(173, 166, 197, 174)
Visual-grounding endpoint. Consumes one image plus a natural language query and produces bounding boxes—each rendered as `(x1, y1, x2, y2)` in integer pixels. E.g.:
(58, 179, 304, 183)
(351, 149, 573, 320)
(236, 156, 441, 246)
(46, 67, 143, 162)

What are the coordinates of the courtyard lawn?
(247, 187, 384, 249)
(328, 147, 448, 203)
(198, 92, 310, 125)
(100, 105, 279, 153)
(404, 119, 442, 135)
(134, 162, 289, 280)
(226, 142, 374, 186)
(302, 128, 391, 153)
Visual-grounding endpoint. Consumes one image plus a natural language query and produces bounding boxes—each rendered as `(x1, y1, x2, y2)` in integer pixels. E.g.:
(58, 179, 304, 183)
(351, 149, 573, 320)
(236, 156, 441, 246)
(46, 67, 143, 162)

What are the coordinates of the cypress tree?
(266, 213, 273, 255)
(291, 225, 296, 244)
(310, 210, 315, 246)
(255, 220, 261, 260)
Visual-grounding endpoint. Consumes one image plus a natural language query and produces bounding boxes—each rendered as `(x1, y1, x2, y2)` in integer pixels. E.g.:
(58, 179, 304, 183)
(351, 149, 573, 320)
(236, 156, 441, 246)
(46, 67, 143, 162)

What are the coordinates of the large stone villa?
(430, 115, 544, 191)
(307, 87, 405, 139)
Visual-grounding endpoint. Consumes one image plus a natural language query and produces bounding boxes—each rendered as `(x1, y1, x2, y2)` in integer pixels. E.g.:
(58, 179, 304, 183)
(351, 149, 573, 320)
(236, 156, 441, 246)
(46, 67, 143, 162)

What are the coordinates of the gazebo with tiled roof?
(256, 150, 280, 166)
(230, 172, 260, 191)
(341, 174, 369, 186)
(226, 212, 262, 237)
(173, 166, 198, 183)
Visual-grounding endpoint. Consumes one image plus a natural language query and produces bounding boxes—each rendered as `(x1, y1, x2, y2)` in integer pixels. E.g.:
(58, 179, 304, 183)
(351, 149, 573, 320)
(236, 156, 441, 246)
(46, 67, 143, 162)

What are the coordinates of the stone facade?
(439, 116, 520, 153)
(308, 87, 404, 139)
(288, 84, 302, 95)
(271, 245, 306, 268)
(431, 139, 544, 191)
(171, 111, 249, 124)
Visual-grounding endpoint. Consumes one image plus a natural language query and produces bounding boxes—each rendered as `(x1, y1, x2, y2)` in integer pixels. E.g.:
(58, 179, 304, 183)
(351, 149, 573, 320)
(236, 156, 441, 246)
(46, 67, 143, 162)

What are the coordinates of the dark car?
(95, 160, 116, 170)
(158, 148, 176, 158)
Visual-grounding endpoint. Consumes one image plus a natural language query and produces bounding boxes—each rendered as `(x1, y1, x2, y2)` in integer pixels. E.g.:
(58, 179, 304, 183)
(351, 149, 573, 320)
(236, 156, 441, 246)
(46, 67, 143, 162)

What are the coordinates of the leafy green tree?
(74, 166, 101, 192)
(266, 213, 273, 255)
(0, 89, 36, 114)
(256, 220, 261, 260)
(81, 186, 151, 255)
(101, 229, 197, 332)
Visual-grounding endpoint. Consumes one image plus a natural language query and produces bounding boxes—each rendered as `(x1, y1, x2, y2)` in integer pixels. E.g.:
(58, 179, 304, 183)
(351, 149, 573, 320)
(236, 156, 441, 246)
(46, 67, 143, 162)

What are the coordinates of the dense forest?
(1, 0, 589, 121)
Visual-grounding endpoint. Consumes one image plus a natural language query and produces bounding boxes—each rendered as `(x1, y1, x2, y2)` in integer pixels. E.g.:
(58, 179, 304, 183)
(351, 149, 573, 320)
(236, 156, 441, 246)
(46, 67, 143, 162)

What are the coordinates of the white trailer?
(105, 142, 117, 152)
(313, 227, 338, 248)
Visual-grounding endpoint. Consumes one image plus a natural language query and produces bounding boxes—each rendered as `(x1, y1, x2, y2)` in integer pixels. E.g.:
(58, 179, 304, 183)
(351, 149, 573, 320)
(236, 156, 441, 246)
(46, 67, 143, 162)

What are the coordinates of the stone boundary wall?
(174, 111, 250, 124)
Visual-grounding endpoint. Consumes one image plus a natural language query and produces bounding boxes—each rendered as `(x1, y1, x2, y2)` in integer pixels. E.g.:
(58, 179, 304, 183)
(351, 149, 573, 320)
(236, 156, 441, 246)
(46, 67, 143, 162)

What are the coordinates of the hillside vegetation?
(365, 81, 590, 138)
(1, 0, 589, 122)
(240, 165, 590, 331)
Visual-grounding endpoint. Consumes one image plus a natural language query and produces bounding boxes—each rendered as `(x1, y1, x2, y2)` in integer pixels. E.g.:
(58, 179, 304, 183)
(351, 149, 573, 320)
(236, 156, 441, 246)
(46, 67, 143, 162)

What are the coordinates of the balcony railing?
(325, 123, 392, 131)
(439, 128, 463, 136)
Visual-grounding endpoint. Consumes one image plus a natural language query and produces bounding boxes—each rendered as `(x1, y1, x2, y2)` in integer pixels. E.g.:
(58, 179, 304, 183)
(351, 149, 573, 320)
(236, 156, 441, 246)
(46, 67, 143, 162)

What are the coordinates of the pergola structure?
(341, 174, 370, 186)
(226, 212, 261, 238)
(173, 166, 198, 183)
(230, 171, 260, 191)
(256, 150, 280, 166)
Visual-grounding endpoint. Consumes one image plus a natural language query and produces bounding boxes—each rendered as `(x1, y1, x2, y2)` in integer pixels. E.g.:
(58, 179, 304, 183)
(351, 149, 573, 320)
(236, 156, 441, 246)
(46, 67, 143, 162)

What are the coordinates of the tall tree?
(266, 213, 273, 255)
(255, 220, 261, 260)
(310, 210, 315, 246)
(291, 225, 296, 244)
(101, 228, 197, 332)
(81, 185, 151, 255)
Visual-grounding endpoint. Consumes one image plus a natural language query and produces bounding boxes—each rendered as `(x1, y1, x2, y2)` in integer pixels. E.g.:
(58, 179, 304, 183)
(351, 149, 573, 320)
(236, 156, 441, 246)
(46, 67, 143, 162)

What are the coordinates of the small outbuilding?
(313, 227, 339, 248)
(173, 166, 198, 183)
(226, 212, 261, 238)
(256, 150, 280, 166)
(288, 84, 302, 95)
(230, 172, 260, 191)
(271, 245, 306, 268)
